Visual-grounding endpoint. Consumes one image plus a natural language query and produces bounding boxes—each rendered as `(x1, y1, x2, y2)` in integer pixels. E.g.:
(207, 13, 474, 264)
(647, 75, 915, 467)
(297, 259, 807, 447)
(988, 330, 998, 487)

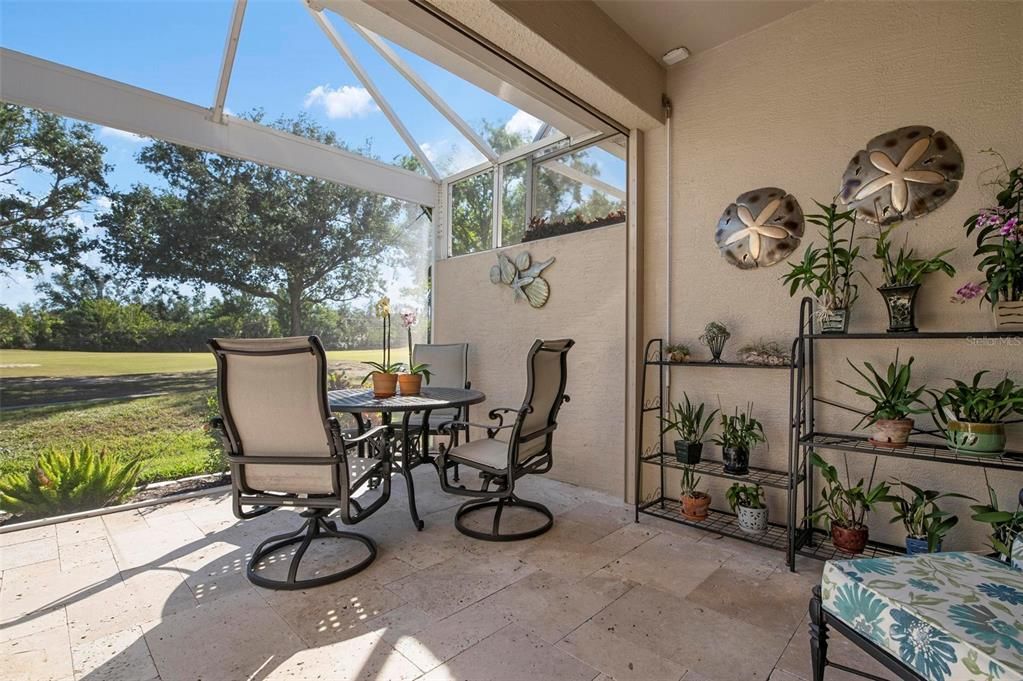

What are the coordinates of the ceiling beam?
(211, 0, 247, 124)
(348, 21, 498, 163)
(306, 5, 441, 182)
(0, 48, 438, 206)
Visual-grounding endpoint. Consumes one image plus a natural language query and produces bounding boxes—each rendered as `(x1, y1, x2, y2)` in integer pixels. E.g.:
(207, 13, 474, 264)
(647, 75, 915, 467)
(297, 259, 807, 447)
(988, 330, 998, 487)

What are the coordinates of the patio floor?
(0, 467, 896, 681)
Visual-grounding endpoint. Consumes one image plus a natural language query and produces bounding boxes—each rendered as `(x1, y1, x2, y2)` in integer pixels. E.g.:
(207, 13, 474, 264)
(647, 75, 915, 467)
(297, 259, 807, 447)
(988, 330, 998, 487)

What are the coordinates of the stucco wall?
(641, 1, 1023, 549)
(434, 225, 627, 496)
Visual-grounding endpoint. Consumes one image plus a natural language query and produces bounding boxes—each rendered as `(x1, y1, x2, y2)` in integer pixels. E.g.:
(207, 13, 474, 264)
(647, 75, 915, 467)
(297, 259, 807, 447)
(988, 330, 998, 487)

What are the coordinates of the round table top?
(327, 387, 486, 413)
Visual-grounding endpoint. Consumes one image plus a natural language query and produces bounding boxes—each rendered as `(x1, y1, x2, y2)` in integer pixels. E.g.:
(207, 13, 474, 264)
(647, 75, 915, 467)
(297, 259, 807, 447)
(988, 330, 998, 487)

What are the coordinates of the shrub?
(0, 445, 141, 519)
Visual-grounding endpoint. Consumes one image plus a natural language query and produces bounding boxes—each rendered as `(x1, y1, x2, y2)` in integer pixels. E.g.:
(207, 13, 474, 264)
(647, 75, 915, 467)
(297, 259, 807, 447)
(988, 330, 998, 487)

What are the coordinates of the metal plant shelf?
(802, 432, 1023, 471)
(648, 359, 790, 370)
(795, 528, 904, 562)
(638, 498, 789, 553)
(804, 331, 1023, 340)
(641, 451, 798, 489)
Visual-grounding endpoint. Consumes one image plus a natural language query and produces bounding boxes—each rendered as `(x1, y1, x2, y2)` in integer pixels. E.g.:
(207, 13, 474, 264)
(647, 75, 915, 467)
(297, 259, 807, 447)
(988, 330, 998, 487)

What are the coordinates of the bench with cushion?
(810, 546, 1023, 681)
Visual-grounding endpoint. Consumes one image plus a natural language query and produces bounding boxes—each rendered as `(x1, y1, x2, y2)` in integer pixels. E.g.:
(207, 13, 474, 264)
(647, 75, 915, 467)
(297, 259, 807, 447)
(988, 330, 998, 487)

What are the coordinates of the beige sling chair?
(434, 339, 574, 541)
(208, 336, 391, 590)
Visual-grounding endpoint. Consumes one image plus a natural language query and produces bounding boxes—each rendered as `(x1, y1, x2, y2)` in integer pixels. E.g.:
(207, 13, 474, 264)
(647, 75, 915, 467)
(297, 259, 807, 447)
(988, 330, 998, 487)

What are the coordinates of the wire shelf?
(638, 498, 790, 552)
(641, 452, 798, 489)
(803, 432, 1023, 472)
(646, 359, 790, 369)
(804, 331, 1023, 340)
(795, 528, 904, 561)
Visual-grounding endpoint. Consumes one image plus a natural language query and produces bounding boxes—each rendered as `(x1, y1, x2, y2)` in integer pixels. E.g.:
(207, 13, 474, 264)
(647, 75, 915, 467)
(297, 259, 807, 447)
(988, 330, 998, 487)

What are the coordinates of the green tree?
(99, 114, 408, 334)
(0, 105, 109, 274)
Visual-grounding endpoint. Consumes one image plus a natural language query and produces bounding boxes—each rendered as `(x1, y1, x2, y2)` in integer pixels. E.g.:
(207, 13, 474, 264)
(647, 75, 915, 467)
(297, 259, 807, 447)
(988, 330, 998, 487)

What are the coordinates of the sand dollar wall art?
(715, 188, 804, 269)
(839, 125, 963, 224)
(489, 251, 555, 308)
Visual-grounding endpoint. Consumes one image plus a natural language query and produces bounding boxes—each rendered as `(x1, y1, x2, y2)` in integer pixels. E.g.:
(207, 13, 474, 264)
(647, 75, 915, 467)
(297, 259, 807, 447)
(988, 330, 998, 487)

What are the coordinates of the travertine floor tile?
(0, 523, 55, 547)
(264, 625, 422, 681)
(55, 518, 106, 546)
(0, 535, 58, 570)
(391, 598, 514, 671)
(0, 624, 74, 681)
(58, 537, 115, 572)
(556, 619, 687, 681)
(70, 625, 158, 681)
(262, 582, 403, 647)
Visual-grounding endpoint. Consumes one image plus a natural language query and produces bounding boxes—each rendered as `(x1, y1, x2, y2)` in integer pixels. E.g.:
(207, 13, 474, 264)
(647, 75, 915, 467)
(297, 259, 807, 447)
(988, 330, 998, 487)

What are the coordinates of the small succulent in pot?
(699, 321, 731, 363)
(930, 371, 1023, 455)
(726, 482, 768, 533)
(361, 361, 405, 398)
(866, 218, 955, 333)
(969, 475, 1023, 563)
(665, 343, 691, 363)
(810, 453, 890, 555)
(711, 403, 766, 475)
(660, 393, 718, 464)
(882, 481, 972, 554)
(838, 352, 928, 447)
(398, 362, 432, 396)
(781, 201, 865, 333)
(679, 465, 711, 521)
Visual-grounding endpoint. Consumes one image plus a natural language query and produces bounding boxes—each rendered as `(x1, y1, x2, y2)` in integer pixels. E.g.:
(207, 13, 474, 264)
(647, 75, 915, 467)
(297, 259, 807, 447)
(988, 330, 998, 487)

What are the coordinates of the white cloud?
(94, 196, 112, 211)
(504, 110, 543, 140)
(303, 84, 377, 119)
(100, 126, 145, 143)
(420, 139, 485, 176)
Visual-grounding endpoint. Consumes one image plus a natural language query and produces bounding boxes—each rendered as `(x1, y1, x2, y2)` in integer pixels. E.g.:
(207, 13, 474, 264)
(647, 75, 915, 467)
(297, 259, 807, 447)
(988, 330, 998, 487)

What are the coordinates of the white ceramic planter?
(737, 505, 768, 533)
(994, 301, 1023, 331)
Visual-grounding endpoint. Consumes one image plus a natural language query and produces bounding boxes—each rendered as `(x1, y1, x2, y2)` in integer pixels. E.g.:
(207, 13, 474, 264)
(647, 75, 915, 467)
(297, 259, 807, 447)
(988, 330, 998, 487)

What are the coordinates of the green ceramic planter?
(946, 421, 1006, 455)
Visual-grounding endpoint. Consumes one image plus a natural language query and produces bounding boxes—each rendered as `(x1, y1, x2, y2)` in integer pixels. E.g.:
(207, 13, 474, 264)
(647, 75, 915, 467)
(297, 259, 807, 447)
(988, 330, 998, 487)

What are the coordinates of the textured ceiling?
(594, 0, 816, 62)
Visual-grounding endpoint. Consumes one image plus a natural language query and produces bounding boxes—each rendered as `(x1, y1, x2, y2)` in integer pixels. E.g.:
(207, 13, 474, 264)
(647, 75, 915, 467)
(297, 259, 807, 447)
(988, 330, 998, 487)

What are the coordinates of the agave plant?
(0, 445, 141, 519)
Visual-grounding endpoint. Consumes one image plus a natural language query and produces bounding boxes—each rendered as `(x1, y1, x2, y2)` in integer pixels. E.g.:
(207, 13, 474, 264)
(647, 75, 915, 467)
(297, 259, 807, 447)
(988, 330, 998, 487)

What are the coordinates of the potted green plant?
(397, 309, 430, 395)
(867, 220, 955, 333)
(737, 339, 789, 366)
(838, 352, 928, 447)
(711, 403, 766, 475)
(665, 343, 691, 363)
(660, 393, 718, 464)
(882, 481, 972, 554)
(970, 475, 1023, 563)
(361, 361, 405, 398)
(726, 482, 767, 533)
(782, 201, 864, 333)
(698, 322, 730, 363)
(964, 153, 1023, 330)
(680, 465, 711, 521)
(930, 371, 1023, 455)
(810, 453, 890, 555)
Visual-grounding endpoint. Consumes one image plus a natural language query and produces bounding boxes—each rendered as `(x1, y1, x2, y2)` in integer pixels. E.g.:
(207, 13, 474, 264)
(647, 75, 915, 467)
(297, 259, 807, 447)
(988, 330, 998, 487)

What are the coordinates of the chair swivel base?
(454, 494, 553, 542)
(247, 509, 376, 590)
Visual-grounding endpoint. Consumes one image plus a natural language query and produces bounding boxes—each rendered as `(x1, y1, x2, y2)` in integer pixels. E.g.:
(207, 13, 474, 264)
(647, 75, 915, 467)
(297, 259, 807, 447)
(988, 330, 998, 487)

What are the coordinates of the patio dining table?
(328, 387, 486, 531)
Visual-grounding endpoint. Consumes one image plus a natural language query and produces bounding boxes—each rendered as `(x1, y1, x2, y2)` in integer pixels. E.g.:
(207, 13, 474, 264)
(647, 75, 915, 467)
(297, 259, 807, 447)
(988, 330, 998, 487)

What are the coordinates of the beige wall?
(641, 0, 1023, 549)
(434, 225, 627, 496)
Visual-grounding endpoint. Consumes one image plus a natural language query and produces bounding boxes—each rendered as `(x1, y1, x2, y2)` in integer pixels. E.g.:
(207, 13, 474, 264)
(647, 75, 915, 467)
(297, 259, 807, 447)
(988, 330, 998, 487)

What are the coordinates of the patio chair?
(207, 336, 391, 590)
(406, 342, 470, 477)
(434, 338, 574, 541)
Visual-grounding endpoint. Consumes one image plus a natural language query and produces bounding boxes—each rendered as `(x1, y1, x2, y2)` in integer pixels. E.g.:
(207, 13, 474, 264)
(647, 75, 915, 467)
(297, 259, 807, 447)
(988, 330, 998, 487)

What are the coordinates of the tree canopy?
(0, 105, 109, 275)
(99, 114, 411, 334)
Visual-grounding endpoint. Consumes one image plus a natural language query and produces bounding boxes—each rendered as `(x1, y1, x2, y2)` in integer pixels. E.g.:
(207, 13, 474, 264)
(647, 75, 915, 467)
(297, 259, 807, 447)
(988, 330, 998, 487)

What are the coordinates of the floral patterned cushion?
(822, 553, 1023, 681)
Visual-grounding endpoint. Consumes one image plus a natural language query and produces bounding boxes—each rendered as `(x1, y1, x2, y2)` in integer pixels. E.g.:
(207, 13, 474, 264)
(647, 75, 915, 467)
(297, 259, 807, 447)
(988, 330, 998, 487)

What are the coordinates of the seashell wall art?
(715, 187, 804, 269)
(839, 125, 963, 224)
(489, 251, 555, 308)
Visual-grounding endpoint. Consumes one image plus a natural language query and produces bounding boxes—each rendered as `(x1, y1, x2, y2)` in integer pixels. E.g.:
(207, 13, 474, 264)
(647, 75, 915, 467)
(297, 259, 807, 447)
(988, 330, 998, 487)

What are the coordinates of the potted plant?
(970, 475, 1023, 563)
(964, 153, 1023, 330)
(711, 403, 766, 475)
(699, 322, 731, 363)
(931, 371, 1023, 455)
(361, 361, 404, 398)
(838, 352, 928, 447)
(782, 201, 864, 333)
(397, 309, 430, 395)
(867, 220, 955, 333)
(737, 339, 790, 367)
(680, 465, 711, 521)
(660, 393, 718, 464)
(726, 482, 768, 533)
(882, 481, 972, 554)
(810, 453, 890, 555)
(665, 343, 691, 363)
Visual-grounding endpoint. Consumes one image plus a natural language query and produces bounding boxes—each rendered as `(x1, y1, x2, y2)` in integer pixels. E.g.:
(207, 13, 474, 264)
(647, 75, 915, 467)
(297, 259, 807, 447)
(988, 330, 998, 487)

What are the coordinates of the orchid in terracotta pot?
(397, 308, 430, 396)
(362, 297, 400, 398)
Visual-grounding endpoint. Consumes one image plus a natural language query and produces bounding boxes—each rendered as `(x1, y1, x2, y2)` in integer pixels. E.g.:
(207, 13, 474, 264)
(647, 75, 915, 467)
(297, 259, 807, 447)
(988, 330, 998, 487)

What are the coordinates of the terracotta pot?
(831, 522, 869, 555)
(870, 418, 913, 448)
(681, 493, 711, 521)
(398, 374, 423, 396)
(994, 300, 1023, 331)
(371, 372, 398, 398)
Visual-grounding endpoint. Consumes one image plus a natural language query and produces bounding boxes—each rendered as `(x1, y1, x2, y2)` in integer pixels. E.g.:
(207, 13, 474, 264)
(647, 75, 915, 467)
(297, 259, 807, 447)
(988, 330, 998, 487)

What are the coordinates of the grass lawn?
(0, 348, 384, 378)
(0, 389, 221, 484)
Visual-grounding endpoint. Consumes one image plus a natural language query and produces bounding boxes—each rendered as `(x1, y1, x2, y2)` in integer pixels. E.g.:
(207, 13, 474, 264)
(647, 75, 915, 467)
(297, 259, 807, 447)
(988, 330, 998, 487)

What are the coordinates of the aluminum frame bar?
(211, 0, 247, 124)
(307, 6, 441, 182)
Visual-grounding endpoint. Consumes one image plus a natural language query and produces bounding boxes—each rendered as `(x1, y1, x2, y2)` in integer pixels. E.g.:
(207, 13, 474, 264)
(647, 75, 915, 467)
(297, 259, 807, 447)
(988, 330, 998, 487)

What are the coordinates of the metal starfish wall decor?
(489, 251, 555, 308)
(715, 187, 804, 269)
(839, 126, 963, 224)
